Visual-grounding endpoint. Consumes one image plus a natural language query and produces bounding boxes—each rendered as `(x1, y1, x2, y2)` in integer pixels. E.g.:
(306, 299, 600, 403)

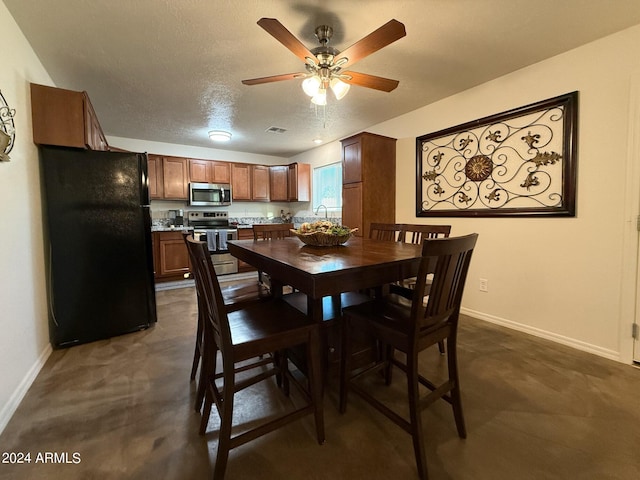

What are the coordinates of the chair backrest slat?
(399, 224, 451, 244)
(253, 223, 294, 240)
(411, 234, 478, 333)
(369, 223, 404, 241)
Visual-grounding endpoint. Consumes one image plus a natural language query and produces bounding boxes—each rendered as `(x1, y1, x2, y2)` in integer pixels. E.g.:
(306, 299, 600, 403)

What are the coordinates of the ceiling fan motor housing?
(314, 25, 333, 45)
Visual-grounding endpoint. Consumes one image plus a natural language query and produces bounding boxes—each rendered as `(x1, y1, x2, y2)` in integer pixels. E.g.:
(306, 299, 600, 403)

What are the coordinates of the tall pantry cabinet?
(341, 132, 396, 237)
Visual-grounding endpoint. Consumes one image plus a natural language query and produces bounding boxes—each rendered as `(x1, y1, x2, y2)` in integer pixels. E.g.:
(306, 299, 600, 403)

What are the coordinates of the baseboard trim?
(461, 307, 620, 362)
(0, 343, 52, 435)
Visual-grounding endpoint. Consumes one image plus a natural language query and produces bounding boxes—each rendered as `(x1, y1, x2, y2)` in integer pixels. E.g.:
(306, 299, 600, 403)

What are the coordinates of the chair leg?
(190, 338, 201, 381)
(407, 351, 429, 480)
(447, 338, 466, 438)
(213, 369, 235, 480)
(273, 351, 283, 388)
(195, 344, 217, 412)
(307, 328, 325, 444)
(199, 388, 213, 435)
(191, 304, 204, 380)
(280, 350, 291, 397)
(384, 344, 394, 385)
(437, 340, 445, 355)
(195, 369, 205, 413)
(339, 319, 352, 414)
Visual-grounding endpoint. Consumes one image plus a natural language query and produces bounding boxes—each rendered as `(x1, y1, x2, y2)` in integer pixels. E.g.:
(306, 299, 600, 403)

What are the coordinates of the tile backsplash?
(151, 210, 342, 228)
(151, 200, 343, 228)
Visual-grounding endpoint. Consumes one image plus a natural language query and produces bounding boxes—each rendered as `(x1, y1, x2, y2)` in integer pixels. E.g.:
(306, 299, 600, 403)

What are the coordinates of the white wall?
(0, 2, 55, 433)
(294, 25, 640, 363)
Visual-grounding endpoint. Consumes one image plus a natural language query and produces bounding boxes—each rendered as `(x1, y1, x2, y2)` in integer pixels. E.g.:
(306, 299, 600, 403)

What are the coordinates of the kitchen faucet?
(315, 204, 328, 219)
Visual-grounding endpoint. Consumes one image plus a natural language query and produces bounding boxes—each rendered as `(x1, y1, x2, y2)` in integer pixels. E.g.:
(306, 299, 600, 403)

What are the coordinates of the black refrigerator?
(40, 145, 157, 348)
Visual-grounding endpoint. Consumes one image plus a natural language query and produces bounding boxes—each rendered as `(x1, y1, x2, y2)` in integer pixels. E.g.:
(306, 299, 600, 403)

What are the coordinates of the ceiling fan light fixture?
(330, 78, 350, 100)
(302, 75, 321, 97)
(208, 130, 232, 142)
(311, 88, 327, 106)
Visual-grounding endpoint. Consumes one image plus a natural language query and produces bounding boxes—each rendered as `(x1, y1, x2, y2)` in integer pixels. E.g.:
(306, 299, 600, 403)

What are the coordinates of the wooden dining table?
(227, 236, 423, 322)
(228, 237, 422, 321)
(227, 236, 424, 371)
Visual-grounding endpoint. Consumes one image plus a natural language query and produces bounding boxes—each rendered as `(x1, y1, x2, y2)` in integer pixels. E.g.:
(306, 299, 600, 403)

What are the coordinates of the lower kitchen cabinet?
(153, 231, 192, 282)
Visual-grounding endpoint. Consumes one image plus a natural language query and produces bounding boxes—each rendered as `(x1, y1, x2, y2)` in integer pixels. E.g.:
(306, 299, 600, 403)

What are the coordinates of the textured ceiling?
(5, 0, 640, 157)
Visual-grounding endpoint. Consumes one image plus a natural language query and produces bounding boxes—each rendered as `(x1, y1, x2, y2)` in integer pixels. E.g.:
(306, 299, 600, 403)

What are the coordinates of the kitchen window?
(313, 162, 342, 211)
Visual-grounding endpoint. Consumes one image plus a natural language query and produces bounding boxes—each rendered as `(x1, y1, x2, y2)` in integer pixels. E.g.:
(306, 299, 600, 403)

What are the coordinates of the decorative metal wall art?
(416, 92, 578, 217)
(0, 89, 16, 162)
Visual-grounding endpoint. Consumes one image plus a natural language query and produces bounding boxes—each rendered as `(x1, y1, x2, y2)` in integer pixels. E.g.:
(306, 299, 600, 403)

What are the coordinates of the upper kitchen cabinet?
(231, 163, 270, 201)
(189, 159, 231, 184)
(270, 163, 310, 202)
(147, 154, 188, 200)
(231, 163, 251, 200)
(30, 83, 109, 151)
(270, 166, 289, 202)
(341, 132, 396, 237)
(251, 165, 270, 202)
(288, 163, 310, 202)
(160, 156, 188, 200)
(147, 154, 164, 199)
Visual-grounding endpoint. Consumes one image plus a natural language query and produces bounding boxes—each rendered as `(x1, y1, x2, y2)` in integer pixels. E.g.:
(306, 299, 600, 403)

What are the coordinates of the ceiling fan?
(242, 17, 406, 105)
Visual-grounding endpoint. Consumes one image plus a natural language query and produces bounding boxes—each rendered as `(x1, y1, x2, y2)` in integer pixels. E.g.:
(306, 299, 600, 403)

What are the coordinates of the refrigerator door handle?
(140, 153, 151, 206)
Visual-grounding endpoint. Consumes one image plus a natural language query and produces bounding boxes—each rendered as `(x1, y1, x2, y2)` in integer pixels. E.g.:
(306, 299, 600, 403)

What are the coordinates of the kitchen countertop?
(151, 226, 193, 232)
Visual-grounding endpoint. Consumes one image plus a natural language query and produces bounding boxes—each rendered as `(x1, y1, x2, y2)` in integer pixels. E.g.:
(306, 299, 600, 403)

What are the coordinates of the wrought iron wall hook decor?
(416, 92, 578, 217)
(0, 89, 16, 162)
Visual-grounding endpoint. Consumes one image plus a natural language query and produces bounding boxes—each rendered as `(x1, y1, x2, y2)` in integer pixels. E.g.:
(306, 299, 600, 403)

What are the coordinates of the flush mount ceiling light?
(208, 130, 232, 142)
(242, 18, 406, 106)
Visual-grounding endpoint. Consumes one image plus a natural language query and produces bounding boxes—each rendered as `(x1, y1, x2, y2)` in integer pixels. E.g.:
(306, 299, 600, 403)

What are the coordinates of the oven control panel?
(188, 211, 228, 221)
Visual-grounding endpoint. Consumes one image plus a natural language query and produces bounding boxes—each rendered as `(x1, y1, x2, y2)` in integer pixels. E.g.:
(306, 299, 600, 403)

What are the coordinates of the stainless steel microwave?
(188, 182, 232, 206)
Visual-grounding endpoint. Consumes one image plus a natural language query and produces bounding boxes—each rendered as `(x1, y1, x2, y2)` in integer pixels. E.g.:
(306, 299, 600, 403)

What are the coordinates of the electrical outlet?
(479, 278, 489, 292)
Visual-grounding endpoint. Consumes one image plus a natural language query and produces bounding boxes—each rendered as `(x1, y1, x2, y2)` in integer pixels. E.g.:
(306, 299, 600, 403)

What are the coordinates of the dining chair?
(339, 233, 478, 480)
(369, 222, 404, 241)
(252, 223, 294, 291)
(398, 224, 451, 245)
(182, 231, 270, 412)
(392, 224, 452, 355)
(252, 222, 294, 240)
(186, 235, 325, 480)
(366, 223, 406, 299)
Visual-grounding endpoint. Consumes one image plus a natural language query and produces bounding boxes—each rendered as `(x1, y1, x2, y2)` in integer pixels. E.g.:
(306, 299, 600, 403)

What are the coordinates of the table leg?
(306, 296, 323, 324)
(270, 278, 284, 299)
(306, 296, 329, 387)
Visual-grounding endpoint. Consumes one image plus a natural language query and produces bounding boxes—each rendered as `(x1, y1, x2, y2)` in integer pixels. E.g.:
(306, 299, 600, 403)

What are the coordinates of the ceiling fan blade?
(257, 18, 317, 65)
(334, 19, 406, 69)
(242, 73, 305, 86)
(341, 71, 400, 92)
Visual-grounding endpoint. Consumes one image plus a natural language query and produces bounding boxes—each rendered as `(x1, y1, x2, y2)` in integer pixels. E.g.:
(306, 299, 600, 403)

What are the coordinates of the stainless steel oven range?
(188, 211, 238, 275)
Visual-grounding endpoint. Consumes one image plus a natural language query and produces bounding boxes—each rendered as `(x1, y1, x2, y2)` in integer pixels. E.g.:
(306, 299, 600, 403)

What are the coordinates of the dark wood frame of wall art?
(415, 91, 578, 218)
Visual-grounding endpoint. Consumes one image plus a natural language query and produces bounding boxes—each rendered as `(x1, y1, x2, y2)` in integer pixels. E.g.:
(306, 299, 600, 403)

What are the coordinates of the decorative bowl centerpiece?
(290, 221, 358, 247)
